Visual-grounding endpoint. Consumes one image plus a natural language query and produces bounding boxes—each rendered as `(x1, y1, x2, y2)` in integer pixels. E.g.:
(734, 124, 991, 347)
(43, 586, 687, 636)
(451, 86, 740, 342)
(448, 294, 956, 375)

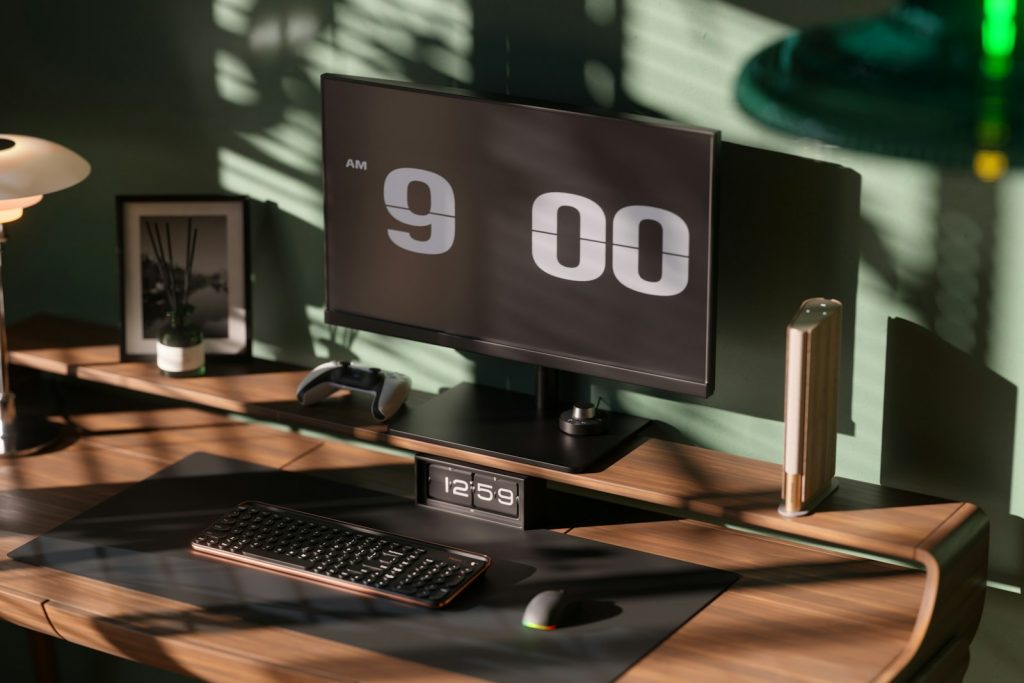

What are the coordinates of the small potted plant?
(145, 218, 205, 376)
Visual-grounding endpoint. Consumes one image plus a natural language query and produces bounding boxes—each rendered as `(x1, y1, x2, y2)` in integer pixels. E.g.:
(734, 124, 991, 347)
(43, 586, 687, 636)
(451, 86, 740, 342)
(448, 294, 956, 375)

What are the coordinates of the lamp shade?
(0, 135, 90, 201)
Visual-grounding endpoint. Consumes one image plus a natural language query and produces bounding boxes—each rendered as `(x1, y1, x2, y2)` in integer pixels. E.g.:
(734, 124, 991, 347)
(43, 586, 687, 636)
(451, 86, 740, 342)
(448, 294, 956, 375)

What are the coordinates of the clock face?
(471, 473, 520, 518)
(323, 75, 718, 396)
(427, 463, 473, 507)
(425, 463, 521, 520)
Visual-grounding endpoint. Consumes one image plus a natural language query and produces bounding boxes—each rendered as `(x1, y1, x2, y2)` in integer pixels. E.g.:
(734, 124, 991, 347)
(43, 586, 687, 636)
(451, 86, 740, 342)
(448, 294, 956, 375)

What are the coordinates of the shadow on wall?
(881, 318, 1023, 587)
(249, 200, 332, 363)
(470, 0, 626, 106)
(225, 0, 481, 365)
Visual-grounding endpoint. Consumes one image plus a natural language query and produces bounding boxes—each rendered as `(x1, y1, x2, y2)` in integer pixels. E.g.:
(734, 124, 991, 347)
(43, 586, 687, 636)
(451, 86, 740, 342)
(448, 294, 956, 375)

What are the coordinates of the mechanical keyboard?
(191, 501, 490, 608)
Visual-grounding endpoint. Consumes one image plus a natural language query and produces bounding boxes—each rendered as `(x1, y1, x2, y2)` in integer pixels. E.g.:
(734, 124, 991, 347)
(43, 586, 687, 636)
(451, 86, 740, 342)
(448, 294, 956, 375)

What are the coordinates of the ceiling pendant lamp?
(737, 0, 1019, 181)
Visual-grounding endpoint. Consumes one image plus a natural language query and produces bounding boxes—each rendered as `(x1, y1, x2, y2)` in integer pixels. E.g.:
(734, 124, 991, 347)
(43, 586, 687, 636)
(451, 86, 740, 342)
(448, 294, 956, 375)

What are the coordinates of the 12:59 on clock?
(415, 456, 540, 528)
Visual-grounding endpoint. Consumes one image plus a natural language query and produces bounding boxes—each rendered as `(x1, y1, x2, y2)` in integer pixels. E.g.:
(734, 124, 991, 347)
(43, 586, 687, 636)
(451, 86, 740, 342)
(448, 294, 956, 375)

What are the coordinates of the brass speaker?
(780, 298, 842, 517)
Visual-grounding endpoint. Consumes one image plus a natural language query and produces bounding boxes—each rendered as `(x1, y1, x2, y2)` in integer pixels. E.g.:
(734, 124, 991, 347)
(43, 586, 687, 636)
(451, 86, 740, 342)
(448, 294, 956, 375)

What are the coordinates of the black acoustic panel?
(390, 382, 649, 472)
(9, 453, 735, 683)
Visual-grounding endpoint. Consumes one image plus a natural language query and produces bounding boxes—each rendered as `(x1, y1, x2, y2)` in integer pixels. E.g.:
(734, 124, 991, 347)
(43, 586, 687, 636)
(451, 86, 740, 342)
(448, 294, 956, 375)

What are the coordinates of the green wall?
(2, 1, 1021, 680)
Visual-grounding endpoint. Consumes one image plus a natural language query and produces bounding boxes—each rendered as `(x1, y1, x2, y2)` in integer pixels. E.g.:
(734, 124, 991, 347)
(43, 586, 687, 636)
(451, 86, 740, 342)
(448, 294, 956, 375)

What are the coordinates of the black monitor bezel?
(321, 74, 719, 397)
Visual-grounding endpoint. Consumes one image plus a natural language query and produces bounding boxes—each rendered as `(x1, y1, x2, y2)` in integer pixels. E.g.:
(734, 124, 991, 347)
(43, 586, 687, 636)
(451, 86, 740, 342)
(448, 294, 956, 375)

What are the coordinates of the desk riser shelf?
(7, 317, 975, 560)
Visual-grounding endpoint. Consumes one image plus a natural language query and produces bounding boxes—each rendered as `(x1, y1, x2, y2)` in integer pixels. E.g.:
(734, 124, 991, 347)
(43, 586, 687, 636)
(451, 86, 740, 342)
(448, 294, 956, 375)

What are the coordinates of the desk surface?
(0, 316, 990, 682)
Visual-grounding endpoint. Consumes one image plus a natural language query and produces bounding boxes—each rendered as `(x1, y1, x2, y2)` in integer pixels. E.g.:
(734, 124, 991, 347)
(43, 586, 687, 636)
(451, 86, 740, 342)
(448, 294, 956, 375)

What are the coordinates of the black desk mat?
(9, 453, 736, 682)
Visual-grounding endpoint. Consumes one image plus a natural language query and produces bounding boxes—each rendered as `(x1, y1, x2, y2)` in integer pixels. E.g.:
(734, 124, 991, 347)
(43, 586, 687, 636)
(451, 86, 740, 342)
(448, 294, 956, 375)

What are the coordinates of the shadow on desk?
(9, 452, 736, 683)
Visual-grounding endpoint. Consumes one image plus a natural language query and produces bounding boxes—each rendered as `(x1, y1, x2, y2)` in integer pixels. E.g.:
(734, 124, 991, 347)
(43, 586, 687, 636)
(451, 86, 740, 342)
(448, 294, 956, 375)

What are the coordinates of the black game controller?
(296, 361, 411, 422)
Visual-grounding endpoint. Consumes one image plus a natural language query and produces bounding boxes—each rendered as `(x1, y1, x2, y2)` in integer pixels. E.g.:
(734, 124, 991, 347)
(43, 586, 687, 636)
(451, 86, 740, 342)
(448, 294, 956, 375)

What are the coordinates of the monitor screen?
(322, 75, 718, 396)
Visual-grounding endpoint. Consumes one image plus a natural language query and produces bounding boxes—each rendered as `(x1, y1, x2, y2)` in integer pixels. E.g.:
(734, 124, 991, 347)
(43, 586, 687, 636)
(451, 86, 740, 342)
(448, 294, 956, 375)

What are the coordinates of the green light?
(977, 0, 1016, 181)
(977, 119, 1007, 146)
(983, 0, 1018, 59)
(982, 54, 1013, 78)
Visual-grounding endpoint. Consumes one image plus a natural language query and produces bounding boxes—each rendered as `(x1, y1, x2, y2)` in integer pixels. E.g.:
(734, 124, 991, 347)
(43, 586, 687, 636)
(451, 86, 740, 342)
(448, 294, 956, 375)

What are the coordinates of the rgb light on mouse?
(522, 620, 557, 631)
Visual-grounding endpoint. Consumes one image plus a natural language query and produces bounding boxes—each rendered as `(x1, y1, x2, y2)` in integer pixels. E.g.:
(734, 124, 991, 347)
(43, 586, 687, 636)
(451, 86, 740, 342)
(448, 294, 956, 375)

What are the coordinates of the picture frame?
(117, 195, 250, 361)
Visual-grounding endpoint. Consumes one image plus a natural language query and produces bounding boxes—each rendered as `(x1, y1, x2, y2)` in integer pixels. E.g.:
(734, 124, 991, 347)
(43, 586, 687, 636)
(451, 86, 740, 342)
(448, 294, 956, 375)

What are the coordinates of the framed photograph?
(118, 195, 250, 360)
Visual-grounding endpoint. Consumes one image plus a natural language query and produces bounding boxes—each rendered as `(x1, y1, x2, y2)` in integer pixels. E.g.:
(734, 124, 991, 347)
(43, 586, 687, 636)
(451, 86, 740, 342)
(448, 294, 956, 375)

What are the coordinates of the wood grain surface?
(0, 413, 927, 682)
(0, 316, 990, 681)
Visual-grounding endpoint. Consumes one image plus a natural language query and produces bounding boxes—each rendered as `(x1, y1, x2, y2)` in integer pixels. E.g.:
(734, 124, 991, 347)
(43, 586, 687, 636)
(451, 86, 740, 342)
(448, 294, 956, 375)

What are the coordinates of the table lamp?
(0, 134, 90, 455)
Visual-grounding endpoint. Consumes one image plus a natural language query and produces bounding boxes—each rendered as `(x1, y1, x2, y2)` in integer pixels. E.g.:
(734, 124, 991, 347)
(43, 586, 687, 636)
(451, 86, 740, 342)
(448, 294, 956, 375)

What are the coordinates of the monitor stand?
(389, 371, 649, 473)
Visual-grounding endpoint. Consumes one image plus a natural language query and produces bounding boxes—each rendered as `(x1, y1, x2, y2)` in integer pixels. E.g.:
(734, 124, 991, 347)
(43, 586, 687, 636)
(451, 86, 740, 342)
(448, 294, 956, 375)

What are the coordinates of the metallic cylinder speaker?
(779, 297, 842, 517)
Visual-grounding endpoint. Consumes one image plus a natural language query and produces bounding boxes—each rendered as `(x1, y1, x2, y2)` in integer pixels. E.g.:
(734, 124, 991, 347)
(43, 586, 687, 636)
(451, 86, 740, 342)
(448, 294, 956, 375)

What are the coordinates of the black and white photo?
(118, 196, 249, 360)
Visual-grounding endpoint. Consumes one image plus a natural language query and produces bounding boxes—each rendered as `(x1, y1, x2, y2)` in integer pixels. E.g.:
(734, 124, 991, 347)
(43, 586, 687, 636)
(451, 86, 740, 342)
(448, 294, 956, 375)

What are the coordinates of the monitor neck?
(535, 365, 562, 417)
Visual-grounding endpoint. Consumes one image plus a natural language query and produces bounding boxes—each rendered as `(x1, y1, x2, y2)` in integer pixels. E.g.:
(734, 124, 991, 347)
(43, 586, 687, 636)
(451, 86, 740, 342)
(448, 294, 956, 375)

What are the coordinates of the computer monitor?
(321, 74, 718, 471)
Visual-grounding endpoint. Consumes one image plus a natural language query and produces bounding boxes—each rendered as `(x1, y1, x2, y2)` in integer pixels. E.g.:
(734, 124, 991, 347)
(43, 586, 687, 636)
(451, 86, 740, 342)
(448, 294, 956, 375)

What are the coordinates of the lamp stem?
(0, 222, 65, 457)
(0, 223, 14, 432)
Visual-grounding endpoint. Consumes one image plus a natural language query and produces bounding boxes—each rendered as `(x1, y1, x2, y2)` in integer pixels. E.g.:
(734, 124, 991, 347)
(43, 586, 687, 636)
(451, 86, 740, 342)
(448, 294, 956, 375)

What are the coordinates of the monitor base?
(390, 382, 649, 473)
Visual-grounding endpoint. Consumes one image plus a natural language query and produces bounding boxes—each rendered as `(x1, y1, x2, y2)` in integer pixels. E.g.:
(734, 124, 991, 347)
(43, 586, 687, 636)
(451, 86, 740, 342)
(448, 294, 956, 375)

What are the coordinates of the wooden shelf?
(6, 315, 990, 681)
(8, 315, 397, 441)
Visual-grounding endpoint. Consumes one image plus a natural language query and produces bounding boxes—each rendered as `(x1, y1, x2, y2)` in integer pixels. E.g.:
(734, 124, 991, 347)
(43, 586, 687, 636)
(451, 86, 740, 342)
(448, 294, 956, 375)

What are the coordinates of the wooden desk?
(0, 317, 989, 682)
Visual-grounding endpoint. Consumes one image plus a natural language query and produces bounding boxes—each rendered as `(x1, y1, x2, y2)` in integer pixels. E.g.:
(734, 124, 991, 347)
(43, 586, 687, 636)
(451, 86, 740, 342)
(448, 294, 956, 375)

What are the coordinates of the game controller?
(296, 361, 411, 422)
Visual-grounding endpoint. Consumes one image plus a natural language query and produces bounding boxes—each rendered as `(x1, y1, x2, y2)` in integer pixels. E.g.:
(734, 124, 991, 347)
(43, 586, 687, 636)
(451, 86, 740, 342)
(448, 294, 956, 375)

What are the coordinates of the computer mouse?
(522, 589, 579, 630)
